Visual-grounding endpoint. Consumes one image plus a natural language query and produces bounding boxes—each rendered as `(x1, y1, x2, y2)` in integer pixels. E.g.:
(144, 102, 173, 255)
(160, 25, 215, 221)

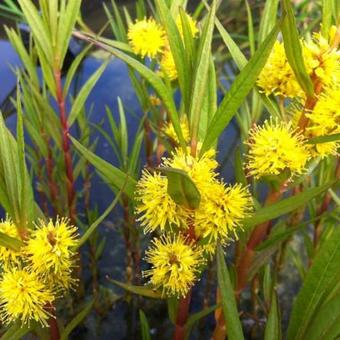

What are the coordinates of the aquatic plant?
(0, 0, 338, 339)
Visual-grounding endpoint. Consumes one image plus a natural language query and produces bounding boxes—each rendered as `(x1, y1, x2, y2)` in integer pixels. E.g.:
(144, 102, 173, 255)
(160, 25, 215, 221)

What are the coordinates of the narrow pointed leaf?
(200, 22, 280, 154)
(216, 245, 244, 340)
(108, 279, 164, 299)
(61, 300, 94, 340)
(243, 180, 338, 228)
(68, 61, 108, 126)
(264, 293, 281, 340)
(281, 0, 313, 96)
(287, 228, 340, 339)
(70, 136, 136, 199)
(139, 310, 151, 340)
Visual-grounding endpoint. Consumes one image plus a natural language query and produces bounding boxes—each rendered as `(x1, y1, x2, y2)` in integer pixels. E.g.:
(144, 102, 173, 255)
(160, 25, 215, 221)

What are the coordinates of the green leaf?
(189, 0, 216, 142)
(57, 0, 82, 67)
(0, 231, 23, 251)
(61, 300, 94, 340)
(321, 0, 333, 37)
(304, 294, 340, 340)
(139, 310, 151, 340)
(155, 0, 190, 110)
(167, 297, 178, 324)
(287, 228, 340, 340)
(77, 191, 123, 249)
(258, 0, 279, 44)
(68, 61, 108, 126)
(281, 0, 313, 96)
(264, 293, 281, 340)
(216, 244, 244, 340)
(70, 136, 137, 199)
(245, 0, 255, 56)
(307, 133, 340, 144)
(185, 304, 219, 337)
(160, 167, 201, 209)
(17, 0, 53, 61)
(63, 45, 92, 96)
(200, 21, 280, 154)
(214, 16, 247, 70)
(108, 279, 164, 299)
(243, 181, 338, 228)
(1, 323, 32, 340)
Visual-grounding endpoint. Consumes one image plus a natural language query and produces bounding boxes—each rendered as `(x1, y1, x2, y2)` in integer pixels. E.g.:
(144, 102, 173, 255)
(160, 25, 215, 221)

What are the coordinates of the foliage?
(0, 0, 339, 339)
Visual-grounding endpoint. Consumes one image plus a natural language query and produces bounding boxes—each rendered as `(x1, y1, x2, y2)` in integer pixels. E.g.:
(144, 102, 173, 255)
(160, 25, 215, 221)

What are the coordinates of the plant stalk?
(54, 68, 76, 223)
(173, 290, 192, 340)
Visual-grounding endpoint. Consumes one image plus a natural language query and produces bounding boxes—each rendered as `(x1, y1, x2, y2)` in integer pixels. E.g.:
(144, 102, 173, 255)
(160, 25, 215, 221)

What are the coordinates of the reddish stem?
(173, 291, 192, 340)
(236, 186, 285, 295)
(44, 136, 60, 216)
(49, 317, 60, 340)
(54, 68, 76, 223)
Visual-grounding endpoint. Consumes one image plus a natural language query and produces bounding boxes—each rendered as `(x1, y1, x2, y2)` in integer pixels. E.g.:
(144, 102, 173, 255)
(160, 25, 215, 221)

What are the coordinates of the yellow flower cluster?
(258, 26, 340, 99)
(257, 41, 304, 98)
(256, 26, 339, 162)
(247, 120, 310, 179)
(0, 217, 78, 326)
(136, 149, 253, 296)
(162, 116, 190, 144)
(303, 30, 340, 86)
(143, 235, 204, 297)
(128, 13, 199, 80)
(127, 18, 165, 58)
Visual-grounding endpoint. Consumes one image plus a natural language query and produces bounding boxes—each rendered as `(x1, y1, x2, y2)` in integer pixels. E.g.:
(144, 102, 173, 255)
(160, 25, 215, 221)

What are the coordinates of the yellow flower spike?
(163, 148, 218, 194)
(135, 170, 189, 233)
(0, 268, 54, 326)
(143, 234, 205, 297)
(247, 120, 310, 179)
(25, 218, 78, 290)
(306, 84, 340, 136)
(0, 218, 22, 269)
(160, 47, 178, 80)
(128, 18, 166, 58)
(162, 116, 190, 144)
(195, 182, 253, 244)
(257, 41, 304, 98)
(291, 107, 338, 159)
(303, 31, 340, 86)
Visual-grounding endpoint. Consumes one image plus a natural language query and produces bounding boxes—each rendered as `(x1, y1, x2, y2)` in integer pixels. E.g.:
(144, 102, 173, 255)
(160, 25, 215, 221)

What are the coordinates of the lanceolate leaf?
(258, 0, 279, 44)
(216, 245, 244, 340)
(264, 293, 281, 340)
(61, 300, 94, 340)
(160, 167, 201, 209)
(304, 294, 340, 340)
(70, 136, 137, 199)
(155, 0, 190, 110)
(189, 0, 216, 142)
(281, 0, 313, 96)
(108, 279, 164, 299)
(139, 310, 151, 340)
(287, 228, 340, 340)
(68, 61, 108, 127)
(200, 22, 280, 154)
(243, 180, 338, 228)
(307, 133, 340, 144)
